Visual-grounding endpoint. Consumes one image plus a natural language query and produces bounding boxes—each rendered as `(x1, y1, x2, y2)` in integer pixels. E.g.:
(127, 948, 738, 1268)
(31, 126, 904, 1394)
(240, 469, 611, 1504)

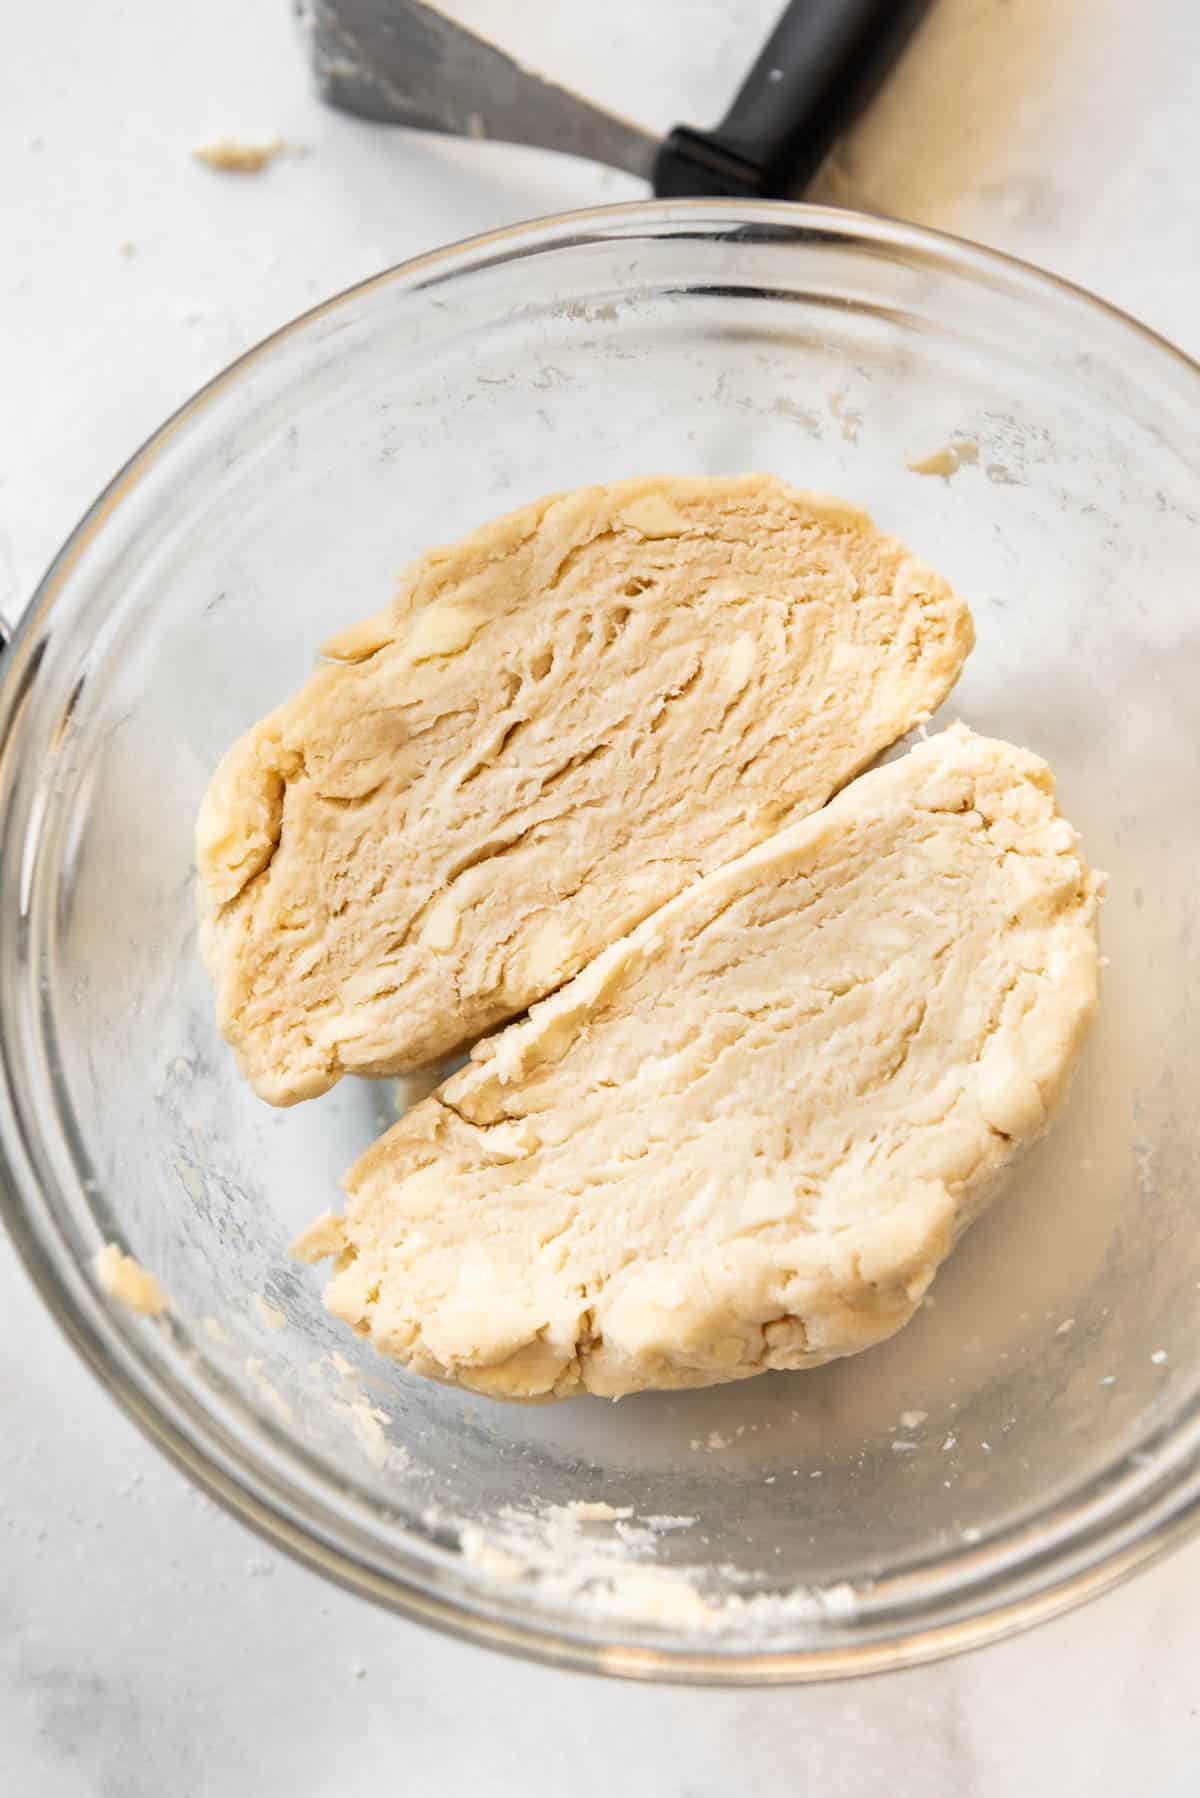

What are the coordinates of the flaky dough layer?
(294, 726, 1101, 1401)
(198, 475, 973, 1103)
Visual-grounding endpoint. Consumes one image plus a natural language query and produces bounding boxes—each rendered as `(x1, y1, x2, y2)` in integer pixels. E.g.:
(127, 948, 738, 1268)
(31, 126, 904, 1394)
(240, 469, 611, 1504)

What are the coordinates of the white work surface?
(2, 1, 1198, 1789)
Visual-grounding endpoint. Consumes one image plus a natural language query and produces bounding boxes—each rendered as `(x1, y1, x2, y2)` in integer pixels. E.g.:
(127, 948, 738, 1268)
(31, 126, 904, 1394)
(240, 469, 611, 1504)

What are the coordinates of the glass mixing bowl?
(2, 201, 1198, 1683)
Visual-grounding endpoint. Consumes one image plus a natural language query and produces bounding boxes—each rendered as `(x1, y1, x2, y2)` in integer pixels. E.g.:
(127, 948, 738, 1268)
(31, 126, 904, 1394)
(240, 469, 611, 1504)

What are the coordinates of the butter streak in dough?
(197, 475, 973, 1104)
(294, 726, 1101, 1400)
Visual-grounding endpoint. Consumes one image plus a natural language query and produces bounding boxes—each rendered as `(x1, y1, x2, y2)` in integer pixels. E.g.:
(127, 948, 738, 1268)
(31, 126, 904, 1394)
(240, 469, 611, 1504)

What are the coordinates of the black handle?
(654, 0, 933, 199)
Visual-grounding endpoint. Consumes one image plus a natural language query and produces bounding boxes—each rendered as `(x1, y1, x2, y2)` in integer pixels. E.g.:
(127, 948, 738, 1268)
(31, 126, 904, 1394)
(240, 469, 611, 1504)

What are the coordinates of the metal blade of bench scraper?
(303, 0, 661, 181)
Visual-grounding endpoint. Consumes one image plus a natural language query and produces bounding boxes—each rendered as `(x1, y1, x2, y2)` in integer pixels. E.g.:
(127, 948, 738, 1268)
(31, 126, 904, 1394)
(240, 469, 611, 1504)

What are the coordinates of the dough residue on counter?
(192, 136, 288, 173)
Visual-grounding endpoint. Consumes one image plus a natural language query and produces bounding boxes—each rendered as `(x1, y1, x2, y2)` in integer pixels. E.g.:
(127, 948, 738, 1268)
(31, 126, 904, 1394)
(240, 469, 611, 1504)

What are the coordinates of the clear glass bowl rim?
(2, 198, 1199, 1686)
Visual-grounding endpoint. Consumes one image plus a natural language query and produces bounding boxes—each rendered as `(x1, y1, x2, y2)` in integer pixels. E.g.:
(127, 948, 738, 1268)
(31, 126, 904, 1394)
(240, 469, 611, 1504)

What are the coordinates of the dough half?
(294, 725, 1101, 1400)
(198, 475, 973, 1103)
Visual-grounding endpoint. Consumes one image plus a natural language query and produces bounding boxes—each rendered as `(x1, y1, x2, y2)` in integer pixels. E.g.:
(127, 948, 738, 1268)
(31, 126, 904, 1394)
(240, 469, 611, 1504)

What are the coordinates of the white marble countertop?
(2, 1, 1198, 1789)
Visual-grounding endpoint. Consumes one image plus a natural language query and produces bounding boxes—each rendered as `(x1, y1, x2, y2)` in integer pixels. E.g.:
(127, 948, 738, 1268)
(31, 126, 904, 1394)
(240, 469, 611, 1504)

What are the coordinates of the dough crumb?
(93, 1244, 167, 1317)
(253, 1294, 287, 1332)
(566, 1501, 632, 1522)
(192, 136, 288, 173)
(245, 1357, 293, 1426)
(899, 1409, 928, 1429)
(342, 1395, 401, 1469)
(907, 437, 979, 479)
(459, 1529, 524, 1582)
(819, 1583, 859, 1621)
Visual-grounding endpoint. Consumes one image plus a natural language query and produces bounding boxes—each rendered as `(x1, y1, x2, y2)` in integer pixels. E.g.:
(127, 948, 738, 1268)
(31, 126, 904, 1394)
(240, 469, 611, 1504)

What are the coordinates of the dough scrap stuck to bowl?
(93, 1243, 168, 1318)
(196, 474, 973, 1104)
(293, 725, 1102, 1401)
